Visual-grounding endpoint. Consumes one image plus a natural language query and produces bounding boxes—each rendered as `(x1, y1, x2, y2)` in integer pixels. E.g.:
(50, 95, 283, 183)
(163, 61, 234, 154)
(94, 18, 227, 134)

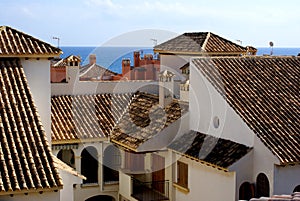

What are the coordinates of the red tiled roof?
(168, 130, 251, 169)
(80, 63, 117, 80)
(51, 92, 188, 150)
(192, 56, 300, 165)
(0, 26, 61, 57)
(51, 93, 133, 143)
(0, 58, 63, 194)
(154, 32, 249, 55)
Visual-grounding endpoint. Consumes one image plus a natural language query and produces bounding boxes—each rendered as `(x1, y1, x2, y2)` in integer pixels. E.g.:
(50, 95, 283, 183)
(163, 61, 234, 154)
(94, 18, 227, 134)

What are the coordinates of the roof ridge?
(202, 32, 211, 51)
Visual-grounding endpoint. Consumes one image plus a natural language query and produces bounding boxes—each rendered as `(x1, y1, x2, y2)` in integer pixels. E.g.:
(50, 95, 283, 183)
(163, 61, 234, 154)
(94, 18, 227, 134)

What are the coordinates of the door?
(152, 154, 165, 194)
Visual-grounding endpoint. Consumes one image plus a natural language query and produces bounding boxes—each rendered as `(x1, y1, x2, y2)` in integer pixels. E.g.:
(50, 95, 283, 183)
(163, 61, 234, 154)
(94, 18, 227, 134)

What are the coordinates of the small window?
(177, 161, 188, 189)
(125, 151, 145, 172)
(213, 116, 220, 129)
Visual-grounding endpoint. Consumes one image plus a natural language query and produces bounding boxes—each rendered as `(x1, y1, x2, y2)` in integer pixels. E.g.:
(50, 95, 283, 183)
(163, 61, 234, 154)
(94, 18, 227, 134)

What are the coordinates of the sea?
(59, 47, 300, 74)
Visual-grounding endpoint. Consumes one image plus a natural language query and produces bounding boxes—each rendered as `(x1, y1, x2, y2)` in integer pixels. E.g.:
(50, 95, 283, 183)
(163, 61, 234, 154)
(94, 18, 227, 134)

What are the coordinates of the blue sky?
(1, 0, 300, 47)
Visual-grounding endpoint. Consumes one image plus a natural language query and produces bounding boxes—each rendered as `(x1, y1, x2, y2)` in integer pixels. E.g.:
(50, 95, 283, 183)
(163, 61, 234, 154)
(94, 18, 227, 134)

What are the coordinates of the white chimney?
(159, 70, 175, 108)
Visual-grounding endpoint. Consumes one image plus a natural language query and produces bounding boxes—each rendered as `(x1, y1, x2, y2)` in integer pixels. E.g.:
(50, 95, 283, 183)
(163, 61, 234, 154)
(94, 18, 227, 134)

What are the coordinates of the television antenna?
(53, 36, 60, 48)
(150, 38, 157, 46)
(269, 41, 274, 55)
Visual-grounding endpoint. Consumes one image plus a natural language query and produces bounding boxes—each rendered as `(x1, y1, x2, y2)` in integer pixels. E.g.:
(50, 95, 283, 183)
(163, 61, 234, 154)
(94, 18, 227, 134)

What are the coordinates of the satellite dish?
(269, 41, 274, 55)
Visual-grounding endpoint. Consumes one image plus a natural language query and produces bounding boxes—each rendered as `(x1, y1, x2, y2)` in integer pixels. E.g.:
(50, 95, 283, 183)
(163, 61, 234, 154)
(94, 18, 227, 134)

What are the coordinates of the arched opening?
(81, 146, 98, 184)
(256, 173, 270, 198)
(103, 145, 121, 184)
(57, 149, 75, 169)
(85, 195, 115, 201)
(294, 185, 300, 192)
(239, 182, 255, 200)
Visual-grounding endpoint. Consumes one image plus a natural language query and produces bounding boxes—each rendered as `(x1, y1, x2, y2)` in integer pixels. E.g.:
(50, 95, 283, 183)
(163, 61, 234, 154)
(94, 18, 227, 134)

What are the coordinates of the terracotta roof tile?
(51, 93, 134, 142)
(168, 130, 251, 169)
(51, 92, 188, 150)
(0, 26, 61, 57)
(0, 58, 63, 194)
(110, 94, 188, 150)
(154, 32, 249, 54)
(192, 56, 300, 165)
(79, 63, 117, 80)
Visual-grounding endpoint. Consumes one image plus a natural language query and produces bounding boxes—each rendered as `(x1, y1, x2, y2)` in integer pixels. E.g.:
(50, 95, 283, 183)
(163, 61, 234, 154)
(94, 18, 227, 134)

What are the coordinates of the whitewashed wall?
(174, 156, 236, 201)
(274, 164, 300, 194)
(58, 169, 82, 201)
(21, 59, 51, 143)
(51, 66, 159, 96)
(189, 59, 254, 147)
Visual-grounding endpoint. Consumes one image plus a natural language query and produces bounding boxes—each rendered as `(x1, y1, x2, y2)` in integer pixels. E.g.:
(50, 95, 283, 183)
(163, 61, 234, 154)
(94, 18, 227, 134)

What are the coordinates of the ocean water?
(60, 47, 300, 74)
(60, 46, 155, 74)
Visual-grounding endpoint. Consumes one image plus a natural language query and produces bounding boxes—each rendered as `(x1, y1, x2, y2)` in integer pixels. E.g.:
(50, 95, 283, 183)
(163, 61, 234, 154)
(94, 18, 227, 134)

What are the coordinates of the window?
(256, 173, 270, 197)
(213, 116, 220, 129)
(125, 151, 145, 172)
(177, 161, 188, 189)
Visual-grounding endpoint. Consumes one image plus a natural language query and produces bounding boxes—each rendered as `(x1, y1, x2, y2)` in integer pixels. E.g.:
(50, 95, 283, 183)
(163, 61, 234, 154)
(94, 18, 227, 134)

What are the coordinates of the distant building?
(121, 51, 160, 80)
(51, 55, 81, 83)
(79, 54, 117, 81)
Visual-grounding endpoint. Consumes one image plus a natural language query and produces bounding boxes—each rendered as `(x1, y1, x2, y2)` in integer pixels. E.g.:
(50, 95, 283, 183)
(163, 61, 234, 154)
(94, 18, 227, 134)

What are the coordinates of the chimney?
(122, 58, 132, 80)
(89, 54, 97, 65)
(134, 51, 140, 67)
(159, 70, 175, 108)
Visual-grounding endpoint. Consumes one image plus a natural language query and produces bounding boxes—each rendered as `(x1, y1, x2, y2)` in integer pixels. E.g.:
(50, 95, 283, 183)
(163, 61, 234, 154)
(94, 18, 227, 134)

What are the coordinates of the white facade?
(51, 66, 158, 96)
(189, 60, 254, 147)
(173, 155, 236, 201)
(21, 58, 52, 142)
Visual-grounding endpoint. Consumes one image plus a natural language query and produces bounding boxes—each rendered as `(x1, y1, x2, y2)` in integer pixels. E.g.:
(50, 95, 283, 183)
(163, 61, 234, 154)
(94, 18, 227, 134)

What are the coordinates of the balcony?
(131, 177, 169, 201)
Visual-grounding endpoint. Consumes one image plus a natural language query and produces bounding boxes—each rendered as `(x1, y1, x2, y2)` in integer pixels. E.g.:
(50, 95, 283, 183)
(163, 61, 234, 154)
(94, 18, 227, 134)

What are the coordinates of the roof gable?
(0, 58, 62, 194)
(154, 32, 249, 55)
(192, 56, 300, 165)
(0, 26, 61, 57)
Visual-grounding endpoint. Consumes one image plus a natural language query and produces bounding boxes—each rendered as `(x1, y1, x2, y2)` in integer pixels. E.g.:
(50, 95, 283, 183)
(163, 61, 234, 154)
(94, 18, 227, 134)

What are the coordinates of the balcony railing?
(131, 177, 169, 201)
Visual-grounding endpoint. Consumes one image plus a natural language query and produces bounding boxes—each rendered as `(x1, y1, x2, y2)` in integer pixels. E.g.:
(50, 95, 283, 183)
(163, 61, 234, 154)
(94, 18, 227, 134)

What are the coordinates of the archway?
(81, 146, 98, 184)
(239, 182, 255, 200)
(256, 173, 270, 198)
(85, 195, 115, 201)
(103, 145, 121, 184)
(294, 185, 300, 192)
(57, 149, 75, 168)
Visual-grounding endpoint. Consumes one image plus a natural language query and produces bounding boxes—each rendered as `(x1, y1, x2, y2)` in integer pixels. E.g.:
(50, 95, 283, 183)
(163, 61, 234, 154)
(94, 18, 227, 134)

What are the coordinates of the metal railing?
(131, 177, 169, 201)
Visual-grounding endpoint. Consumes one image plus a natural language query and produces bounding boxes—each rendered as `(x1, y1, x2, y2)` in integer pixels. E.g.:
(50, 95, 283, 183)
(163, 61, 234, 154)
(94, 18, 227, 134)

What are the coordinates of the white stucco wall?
(59, 170, 82, 201)
(189, 59, 254, 147)
(160, 54, 190, 81)
(174, 156, 236, 201)
(0, 191, 59, 201)
(51, 66, 159, 96)
(21, 59, 51, 143)
(229, 150, 254, 200)
(252, 135, 280, 196)
(274, 164, 300, 194)
(119, 172, 138, 201)
(180, 90, 189, 102)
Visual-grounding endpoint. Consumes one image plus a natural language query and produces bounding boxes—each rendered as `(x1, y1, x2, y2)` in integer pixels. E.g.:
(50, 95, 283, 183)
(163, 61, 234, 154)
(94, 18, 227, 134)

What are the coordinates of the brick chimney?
(134, 51, 140, 67)
(89, 54, 96, 65)
(122, 58, 132, 80)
